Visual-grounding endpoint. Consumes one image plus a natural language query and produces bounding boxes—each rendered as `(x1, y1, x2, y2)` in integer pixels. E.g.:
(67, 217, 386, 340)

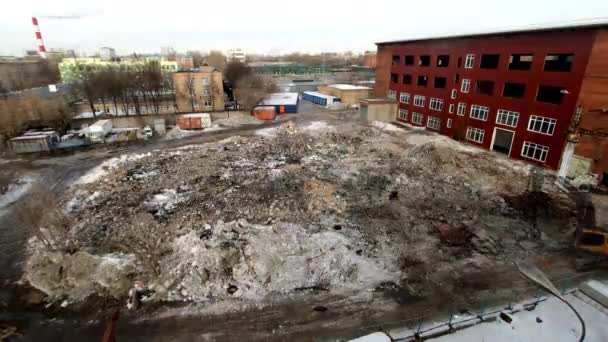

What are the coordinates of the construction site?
(1, 109, 606, 340)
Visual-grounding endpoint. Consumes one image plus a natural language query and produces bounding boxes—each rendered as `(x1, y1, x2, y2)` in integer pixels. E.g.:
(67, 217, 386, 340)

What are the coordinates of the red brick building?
(375, 21, 608, 180)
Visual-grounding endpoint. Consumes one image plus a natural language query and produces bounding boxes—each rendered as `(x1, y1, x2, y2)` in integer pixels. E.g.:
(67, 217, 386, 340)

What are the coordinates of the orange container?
(253, 106, 277, 121)
(178, 116, 191, 129)
(190, 117, 202, 129)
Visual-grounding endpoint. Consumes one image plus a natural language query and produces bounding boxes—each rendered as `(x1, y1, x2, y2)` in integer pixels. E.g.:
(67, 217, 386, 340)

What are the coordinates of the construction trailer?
(302, 91, 341, 107)
(81, 119, 112, 143)
(253, 106, 277, 121)
(9, 130, 60, 153)
(259, 93, 299, 114)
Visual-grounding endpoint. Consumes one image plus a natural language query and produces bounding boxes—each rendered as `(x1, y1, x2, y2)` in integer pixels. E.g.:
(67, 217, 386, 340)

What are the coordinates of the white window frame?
(412, 112, 424, 125)
(521, 141, 549, 162)
(413, 95, 426, 107)
(427, 116, 441, 130)
(465, 54, 475, 69)
(203, 99, 213, 107)
(398, 109, 408, 120)
(496, 109, 519, 128)
(457, 102, 466, 116)
(399, 92, 410, 104)
(202, 88, 211, 96)
(202, 78, 210, 85)
(466, 127, 485, 143)
(387, 90, 397, 100)
(470, 104, 490, 121)
(451, 89, 457, 99)
(449, 104, 455, 113)
(527, 115, 557, 136)
(461, 79, 471, 93)
(429, 97, 444, 111)
(447, 118, 453, 128)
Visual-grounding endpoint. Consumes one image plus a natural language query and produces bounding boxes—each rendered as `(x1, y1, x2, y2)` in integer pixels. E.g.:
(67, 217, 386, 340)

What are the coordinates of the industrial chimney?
(32, 17, 47, 59)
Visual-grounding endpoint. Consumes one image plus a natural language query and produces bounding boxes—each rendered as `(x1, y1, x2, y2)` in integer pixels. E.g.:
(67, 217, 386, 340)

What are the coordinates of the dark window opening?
(417, 75, 428, 87)
(419, 55, 431, 67)
(391, 73, 399, 84)
(544, 54, 574, 72)
(509, 54, 533, 70)
(536, 85, 565, 104)
(403, 74, 412, 85)
(457, 57, 462, 68)
(480, 54, 500, 69)
(437, 55, 450, 67)
(454, 73, 460, 84)
(578, 232, 605, 246)
(434, 77, 447, 89)
(503, 82, 526, 98)
(405, 55, 414, 66)
(476, 80, 495, 95)
(392, 55, 400, 66)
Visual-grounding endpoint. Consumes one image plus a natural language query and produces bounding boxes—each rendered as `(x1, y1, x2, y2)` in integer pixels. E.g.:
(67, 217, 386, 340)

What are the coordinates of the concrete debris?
(24, 120, 579, 307)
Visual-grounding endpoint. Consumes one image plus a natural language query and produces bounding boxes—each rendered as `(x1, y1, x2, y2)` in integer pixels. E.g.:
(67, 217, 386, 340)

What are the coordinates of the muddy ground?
(3, 109, 607, 341)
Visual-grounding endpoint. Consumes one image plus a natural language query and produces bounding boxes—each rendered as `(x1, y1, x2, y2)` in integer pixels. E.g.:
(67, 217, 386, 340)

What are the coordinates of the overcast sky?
(1, 0, 607, 56)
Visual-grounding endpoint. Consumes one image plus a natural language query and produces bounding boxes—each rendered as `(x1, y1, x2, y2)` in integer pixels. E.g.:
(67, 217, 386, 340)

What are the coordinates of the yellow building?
(318, 84, 373, 106)
(173, 67, 225, 113)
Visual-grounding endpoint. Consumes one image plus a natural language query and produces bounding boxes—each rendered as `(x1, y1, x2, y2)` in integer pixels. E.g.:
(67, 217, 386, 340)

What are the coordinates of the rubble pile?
(24, 121, 578, 305)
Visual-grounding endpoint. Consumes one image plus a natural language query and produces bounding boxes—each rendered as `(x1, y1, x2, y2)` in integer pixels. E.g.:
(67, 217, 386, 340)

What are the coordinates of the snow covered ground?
(0, 176, 35, 210)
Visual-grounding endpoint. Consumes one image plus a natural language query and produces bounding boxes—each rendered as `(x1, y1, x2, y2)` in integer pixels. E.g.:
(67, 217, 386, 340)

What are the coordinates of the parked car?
(143, 126, 153, 138)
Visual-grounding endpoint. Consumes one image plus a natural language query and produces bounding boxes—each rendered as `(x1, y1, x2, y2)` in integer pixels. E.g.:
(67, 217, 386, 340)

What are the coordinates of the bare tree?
(235, 74, 276, 112)
(205, 50, 227, 70)
(187, 51, 205, 68)
(181, 73, 197, 112)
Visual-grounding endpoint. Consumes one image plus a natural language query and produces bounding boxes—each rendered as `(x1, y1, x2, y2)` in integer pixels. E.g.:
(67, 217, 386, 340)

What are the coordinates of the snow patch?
(143, 189, 189, 217)
(74, 152, 152, 185)
(255, 127, 279, 137)
(303, 121, 332, 131)
(0, 176, 35, 209)
(371, 121, 403, 132)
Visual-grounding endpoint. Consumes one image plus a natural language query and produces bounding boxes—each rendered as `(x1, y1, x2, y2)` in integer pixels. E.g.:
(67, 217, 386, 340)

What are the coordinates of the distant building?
(362, 51, 377, 68)
(173, 67, 225, 113)
(161, 46, 176, 57)
(318, 84, 373, 106)
(0, 59, 47, 90)
(375, 19, 608, 179)
(58, 58, 179, 82)
(175, 56, 194, 70)
(228, 48, 246, 63)
(99, 47, 117, 60)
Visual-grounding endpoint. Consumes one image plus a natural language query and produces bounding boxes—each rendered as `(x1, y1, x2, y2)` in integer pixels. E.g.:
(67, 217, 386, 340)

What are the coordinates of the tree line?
(72, 61, 176, 117)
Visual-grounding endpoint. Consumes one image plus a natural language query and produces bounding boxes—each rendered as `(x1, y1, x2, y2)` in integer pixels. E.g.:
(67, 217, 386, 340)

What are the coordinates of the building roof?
(328, 84, 372, 91)
(260, 93, 299, 106)
(175, 66, 217, 73)
(303, 91, 339, 100)
(360, 98, 396, 104)
(10, 130, 58, 141)
(376, 17, 608, 45)
(180, 113, 211, 118)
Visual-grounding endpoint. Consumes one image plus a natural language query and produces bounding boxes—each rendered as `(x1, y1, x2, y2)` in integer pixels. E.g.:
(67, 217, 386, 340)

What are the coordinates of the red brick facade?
(376, 27, 607, 171)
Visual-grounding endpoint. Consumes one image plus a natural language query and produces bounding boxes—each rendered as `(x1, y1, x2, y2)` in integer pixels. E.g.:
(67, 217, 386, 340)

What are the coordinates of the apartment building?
(173, 67, 225, 113)
(375, 21, 608, 178)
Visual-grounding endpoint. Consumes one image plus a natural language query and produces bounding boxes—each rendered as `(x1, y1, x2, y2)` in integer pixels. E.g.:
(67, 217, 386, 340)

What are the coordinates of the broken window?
(437, 55, 450, 67)
(536, 85, 565, 104)
(480, 54, 500, 69)
(503, 82, 526, 98)
(417, 75, 428, 87)
(405, 55, 415, 65)
(457, 57, 462, 68)
(419, 55, 431, 67)
(476, 80, 495, 95)
(392, 55, 400, 66)
(403, 74, 412, 84)
(391, 73, 399, 84)
(454, 73, 460, 84)
(509, 54, 533, 70)
(434, 77, 447, 89)
(544, 54, 574, 72)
